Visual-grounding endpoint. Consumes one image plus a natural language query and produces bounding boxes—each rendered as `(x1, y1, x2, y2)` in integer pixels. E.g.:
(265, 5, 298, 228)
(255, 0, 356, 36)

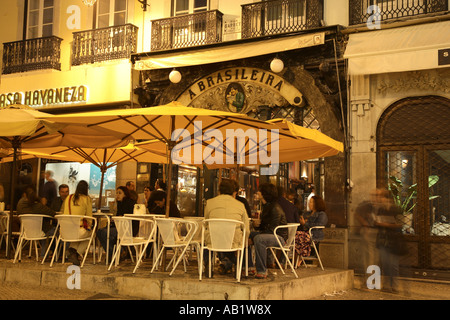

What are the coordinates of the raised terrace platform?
(0, 256, 353, 300)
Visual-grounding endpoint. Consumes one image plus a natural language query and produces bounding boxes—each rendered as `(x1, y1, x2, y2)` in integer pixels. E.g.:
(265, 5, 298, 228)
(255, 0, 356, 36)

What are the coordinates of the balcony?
(151, 10, 223, 51)
(2, 36, 62, 75)
(241, 0, 323, 39)
(72, 24, 138, 66)
(349, 0, 448, 25)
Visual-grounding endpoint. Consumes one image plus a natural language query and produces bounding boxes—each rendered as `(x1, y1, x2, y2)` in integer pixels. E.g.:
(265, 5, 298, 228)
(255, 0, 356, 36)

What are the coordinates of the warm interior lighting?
(401, 159, 409, 168)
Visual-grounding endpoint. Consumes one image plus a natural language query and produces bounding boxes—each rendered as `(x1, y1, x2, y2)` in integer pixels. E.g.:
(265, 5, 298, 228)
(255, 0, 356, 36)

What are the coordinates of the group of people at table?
(13, 174, 328, 279)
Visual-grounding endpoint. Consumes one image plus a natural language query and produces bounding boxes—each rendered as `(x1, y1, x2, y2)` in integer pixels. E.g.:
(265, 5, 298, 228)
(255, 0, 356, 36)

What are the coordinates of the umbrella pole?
(6, 144, 18, 259)
(165, 158, 172, 218)
(165, 116, 175, 218)
(98, 167, 106, 212)
(97, 149, 108, 212)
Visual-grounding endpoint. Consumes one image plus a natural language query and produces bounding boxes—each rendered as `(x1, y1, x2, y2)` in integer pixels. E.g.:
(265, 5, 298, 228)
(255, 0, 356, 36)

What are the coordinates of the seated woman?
(16, 185, 56, 259)
(295, 195, 328, 261)
(97, 186, 137, 261)
(150, 190, 180, 217)
(251, 183, 287, 279)
(61, 180, 93, 266)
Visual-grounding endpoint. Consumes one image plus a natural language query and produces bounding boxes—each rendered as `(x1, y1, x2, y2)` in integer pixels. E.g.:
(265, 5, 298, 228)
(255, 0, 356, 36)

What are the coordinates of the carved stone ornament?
(377, 69, 450, 95)
(176, 67, 304, 113)
(187, 82, 288, 113)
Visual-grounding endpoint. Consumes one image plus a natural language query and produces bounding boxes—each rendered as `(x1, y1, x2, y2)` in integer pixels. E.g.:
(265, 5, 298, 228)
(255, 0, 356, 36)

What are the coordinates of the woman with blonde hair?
(62, 180, 93, 266)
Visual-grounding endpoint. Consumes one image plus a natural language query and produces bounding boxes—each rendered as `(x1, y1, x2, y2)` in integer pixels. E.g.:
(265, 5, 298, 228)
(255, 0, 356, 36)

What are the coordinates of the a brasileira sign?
(177, 67, 303, 112)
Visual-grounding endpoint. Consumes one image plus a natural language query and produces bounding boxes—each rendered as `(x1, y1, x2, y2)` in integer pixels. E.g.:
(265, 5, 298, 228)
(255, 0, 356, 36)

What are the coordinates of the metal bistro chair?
(200, 218, 246, 282)
(93, 212, 112, 265)
(267, 223, 300, 278)
(151, 218, 200, 277)
(298, 226, 325, 271)
(183, 216, 204, 262)
(50, 215, 97, 268)
(108, 216, 157, 273)
(0, 212, 21, 257)
(13, 214, 56, 263)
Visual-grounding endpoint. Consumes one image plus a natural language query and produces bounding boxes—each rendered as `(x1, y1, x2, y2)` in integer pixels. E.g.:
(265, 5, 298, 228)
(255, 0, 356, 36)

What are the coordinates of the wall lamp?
(169, 69, 182, 84)
(137, 0, 150, 11)
(270, 57, 284, 73)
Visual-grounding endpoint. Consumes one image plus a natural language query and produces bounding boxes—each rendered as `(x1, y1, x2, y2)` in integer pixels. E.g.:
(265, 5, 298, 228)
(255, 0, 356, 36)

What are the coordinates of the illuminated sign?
(177, 68, 303, 113)
(0, 85, 88, 108)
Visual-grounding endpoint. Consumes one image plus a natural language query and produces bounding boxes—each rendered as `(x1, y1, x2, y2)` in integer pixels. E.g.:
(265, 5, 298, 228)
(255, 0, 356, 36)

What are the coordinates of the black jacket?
(259, 202, 288, 240)
(116, 197, 139, 236)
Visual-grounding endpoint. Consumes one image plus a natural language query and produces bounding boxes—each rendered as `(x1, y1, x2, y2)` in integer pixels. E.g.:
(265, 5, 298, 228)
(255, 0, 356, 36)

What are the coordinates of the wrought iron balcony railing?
(151, 10, 223, 51)
(72, 24, 138, 66)
(241, 0, 323, 39)
(2, 36, 62, 74)
(349, 0, 448, 25)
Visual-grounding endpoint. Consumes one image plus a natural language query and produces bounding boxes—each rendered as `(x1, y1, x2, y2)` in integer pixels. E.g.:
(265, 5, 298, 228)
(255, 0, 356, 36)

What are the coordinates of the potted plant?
(388, 175, 440, 234)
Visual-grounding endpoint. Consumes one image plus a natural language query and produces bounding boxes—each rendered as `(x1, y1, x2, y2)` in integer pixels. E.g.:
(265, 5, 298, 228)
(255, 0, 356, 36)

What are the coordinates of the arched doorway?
(377, 95, 450, 278)
(174, 67, 327, 215)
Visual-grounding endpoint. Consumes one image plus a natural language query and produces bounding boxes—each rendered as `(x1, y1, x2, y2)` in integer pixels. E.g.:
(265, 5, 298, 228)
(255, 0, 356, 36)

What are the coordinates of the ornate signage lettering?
(0, 85, 88, 108)
(177, 68, 303, 114)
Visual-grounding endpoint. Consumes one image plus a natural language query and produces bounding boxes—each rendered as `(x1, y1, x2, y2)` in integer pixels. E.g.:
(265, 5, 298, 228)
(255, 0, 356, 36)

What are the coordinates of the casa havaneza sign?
(0, 85, 88, 108)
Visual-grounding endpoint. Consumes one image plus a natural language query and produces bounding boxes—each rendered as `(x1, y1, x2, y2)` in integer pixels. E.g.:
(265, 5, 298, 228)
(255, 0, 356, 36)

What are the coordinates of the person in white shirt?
(306, 185, 315, 212)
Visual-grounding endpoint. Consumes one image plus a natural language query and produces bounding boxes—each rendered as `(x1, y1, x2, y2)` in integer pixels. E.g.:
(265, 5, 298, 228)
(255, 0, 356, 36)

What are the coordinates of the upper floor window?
(97, 0, 128, 28)
(27, 0, 54, 39)
(174, 0, 209, 16)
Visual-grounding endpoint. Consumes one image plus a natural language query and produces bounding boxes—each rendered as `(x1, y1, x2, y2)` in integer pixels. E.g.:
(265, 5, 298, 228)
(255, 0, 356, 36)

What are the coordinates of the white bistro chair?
(13, 214, 56, 263)
(298, 226, 325, 270)
(108, 216, 157, 273)
(93, 212, 112, 265)
(0, 212, 21, 257)
(49, 215, 97, 268)
(267, 223, 300, 278)
(200, 218, 246, 282)
(151, 218, 200, 277)
(183, 216, 204, 262)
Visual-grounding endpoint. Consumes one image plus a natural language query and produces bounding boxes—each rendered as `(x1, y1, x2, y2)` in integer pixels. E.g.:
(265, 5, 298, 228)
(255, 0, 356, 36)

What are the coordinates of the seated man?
(50, 184, 70, 212)
(204, 179, 250, 274)
(251, 183, 287, 279)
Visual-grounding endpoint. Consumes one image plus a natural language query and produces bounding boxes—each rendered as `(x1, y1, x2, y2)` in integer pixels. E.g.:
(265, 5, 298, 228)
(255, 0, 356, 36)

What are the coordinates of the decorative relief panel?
(177, 67, 304, 114)
(377, 69, 450, 95)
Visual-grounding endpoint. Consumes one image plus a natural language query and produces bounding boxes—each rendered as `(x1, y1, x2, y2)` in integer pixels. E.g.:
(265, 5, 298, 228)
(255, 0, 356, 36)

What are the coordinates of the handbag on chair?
(133, 204, 147, 215)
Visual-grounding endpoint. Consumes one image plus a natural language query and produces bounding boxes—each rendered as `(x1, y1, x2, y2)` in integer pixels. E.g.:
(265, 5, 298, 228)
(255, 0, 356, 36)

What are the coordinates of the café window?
(174, 0, 209, 16)
(27, 0, 54, 38)
(97, 0, 128, 28)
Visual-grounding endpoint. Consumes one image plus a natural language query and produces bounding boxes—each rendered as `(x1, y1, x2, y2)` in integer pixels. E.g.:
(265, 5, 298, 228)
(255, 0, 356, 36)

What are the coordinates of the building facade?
(345, 0, 450, 279)
(1, 0, 449, 279)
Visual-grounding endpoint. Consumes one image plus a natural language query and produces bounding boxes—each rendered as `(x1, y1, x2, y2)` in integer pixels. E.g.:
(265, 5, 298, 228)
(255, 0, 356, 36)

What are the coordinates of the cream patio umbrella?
(13, 143, 169, 209)
(135, 118, 344, 168)
(263, 118, 344, 162)
(0, 104, 129, 258)
(38, 101, 280, 217)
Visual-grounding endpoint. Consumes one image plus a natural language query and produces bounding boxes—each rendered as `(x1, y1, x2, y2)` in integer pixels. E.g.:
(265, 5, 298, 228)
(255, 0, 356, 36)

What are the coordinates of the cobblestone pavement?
(0, 282, 424, 300)
(309, 288, 415, 300)
(0, 282, 141, 300)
